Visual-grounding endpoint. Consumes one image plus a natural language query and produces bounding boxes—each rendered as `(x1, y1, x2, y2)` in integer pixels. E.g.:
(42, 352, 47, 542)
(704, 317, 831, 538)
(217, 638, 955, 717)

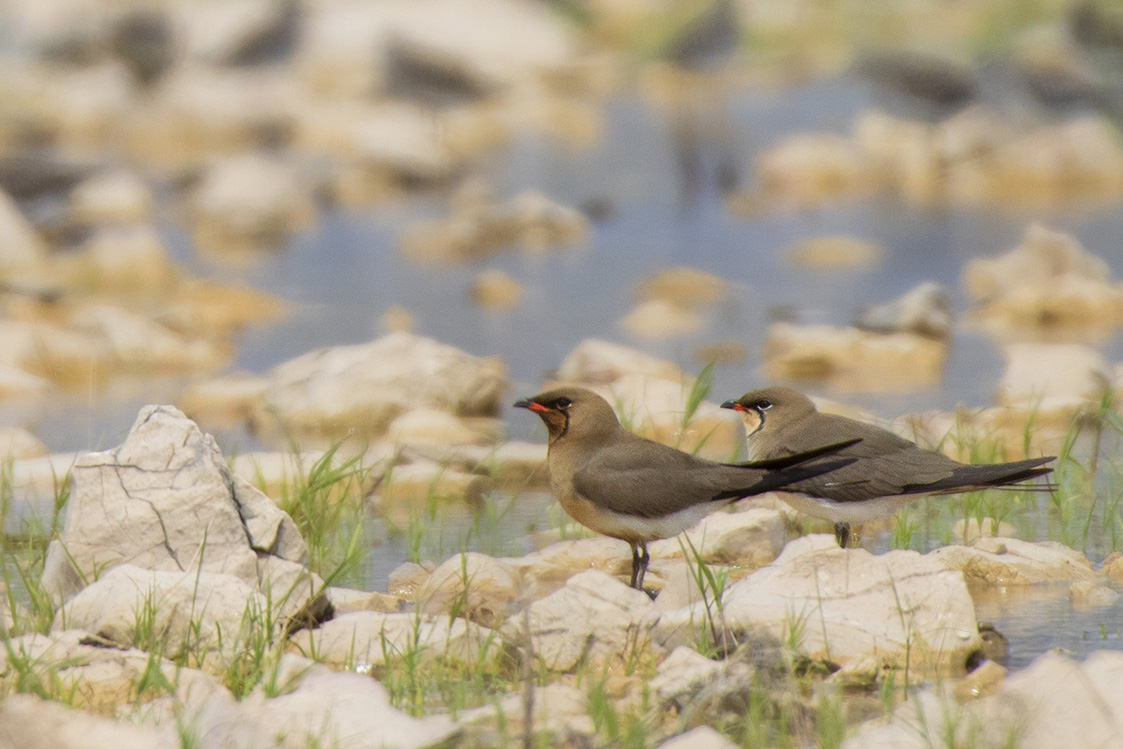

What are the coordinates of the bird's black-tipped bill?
(513, 399, 547, 413)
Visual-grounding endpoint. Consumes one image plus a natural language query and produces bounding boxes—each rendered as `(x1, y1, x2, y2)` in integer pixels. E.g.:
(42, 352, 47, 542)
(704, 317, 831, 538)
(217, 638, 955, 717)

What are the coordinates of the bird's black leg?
(635, 541, 650, 591)
(629, 541, 652, 591)
(834, 521, 851, 549)
(629, 542, 642, 589)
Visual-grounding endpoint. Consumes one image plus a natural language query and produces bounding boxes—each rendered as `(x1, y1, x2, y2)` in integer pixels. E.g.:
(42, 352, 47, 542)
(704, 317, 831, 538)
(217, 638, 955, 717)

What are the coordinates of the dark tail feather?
(734, 438, 863, 470)
(713, 456, 859, 501)
(904, 457, 1055, 495)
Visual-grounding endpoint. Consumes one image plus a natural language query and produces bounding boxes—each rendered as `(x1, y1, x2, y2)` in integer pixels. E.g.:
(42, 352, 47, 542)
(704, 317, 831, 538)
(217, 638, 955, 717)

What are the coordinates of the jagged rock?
(289, 611, 491, 669)
(843, 650, 1123, 748)
(501, 569, 663, 672)
(249, 332, 506, 445)
(929, 538, 1095, 585)
(41, 405, 306, 599)
(856, 281, 952, 339)
(788, 236, 884, 269)
(763, 322, 946, 391)
(68, 171, 154, 226)
(189, 669, 460, 748)
(656, 536, 981, 673)
(417, 552, 520, 628)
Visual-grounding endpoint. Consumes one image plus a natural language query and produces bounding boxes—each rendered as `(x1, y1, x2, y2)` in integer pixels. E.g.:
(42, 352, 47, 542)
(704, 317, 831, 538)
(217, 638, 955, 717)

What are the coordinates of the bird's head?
(721, 386, 816, 436)
(513, 387, 620, 444)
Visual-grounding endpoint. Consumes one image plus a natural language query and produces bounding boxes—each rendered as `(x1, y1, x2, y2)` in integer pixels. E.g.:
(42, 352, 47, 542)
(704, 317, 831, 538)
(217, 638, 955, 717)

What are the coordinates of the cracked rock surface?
(42, 405, 307, 600)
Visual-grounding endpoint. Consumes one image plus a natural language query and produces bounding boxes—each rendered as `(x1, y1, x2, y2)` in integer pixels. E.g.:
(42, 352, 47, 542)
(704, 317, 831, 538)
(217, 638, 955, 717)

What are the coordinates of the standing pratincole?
(722, 386, 1055, 548)
(515, 387, 859, 591)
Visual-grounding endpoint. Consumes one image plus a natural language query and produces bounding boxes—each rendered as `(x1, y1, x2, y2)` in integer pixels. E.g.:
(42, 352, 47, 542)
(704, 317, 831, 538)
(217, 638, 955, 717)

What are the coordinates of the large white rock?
(41, 405, 306, 599)
(0, 628, 223, 715)
(929, 537, 1096, 585)
(190, 669, 460, 748)
(56, 565, 265, 657)
(251, 332, 506, 442)
(657, 536, 980, 672)
(844, 650, 1123, 748)
(501, 569, 663, 672)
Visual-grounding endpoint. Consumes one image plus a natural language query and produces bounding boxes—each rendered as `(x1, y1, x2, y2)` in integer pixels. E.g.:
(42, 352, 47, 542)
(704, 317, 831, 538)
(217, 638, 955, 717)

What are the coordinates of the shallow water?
(9, 78, 1123, 670)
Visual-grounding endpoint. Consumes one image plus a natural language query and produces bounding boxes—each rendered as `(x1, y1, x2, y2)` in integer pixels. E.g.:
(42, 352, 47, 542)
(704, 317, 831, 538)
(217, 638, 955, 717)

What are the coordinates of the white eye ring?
(756, 400, 772, 411)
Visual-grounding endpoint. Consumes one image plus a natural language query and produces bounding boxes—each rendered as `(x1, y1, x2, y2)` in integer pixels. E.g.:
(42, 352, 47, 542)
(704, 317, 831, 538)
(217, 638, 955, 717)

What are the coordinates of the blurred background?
(0, 0, 1122, 455)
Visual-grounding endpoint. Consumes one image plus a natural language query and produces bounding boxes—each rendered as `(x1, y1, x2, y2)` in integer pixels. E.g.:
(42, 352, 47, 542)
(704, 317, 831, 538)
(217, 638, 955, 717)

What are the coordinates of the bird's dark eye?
(554, 397, 572, 410)
(755, 399, 772, 411)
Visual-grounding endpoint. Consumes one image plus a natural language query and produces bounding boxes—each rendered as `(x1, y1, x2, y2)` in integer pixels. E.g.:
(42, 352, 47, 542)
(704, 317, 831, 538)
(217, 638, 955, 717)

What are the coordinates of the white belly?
(776, 491, 920, 524)
(592, 501, 725, 542)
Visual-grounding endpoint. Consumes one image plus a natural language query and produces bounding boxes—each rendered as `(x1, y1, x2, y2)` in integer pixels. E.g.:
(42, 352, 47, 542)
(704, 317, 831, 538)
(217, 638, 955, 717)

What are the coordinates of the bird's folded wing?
(571, 447, 737, 519)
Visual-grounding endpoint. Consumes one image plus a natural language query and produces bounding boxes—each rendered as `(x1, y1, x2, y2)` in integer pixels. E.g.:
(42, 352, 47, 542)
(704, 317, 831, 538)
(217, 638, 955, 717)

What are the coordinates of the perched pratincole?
(722, 386, 1056, 548)
(514, 387, 860, 591)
